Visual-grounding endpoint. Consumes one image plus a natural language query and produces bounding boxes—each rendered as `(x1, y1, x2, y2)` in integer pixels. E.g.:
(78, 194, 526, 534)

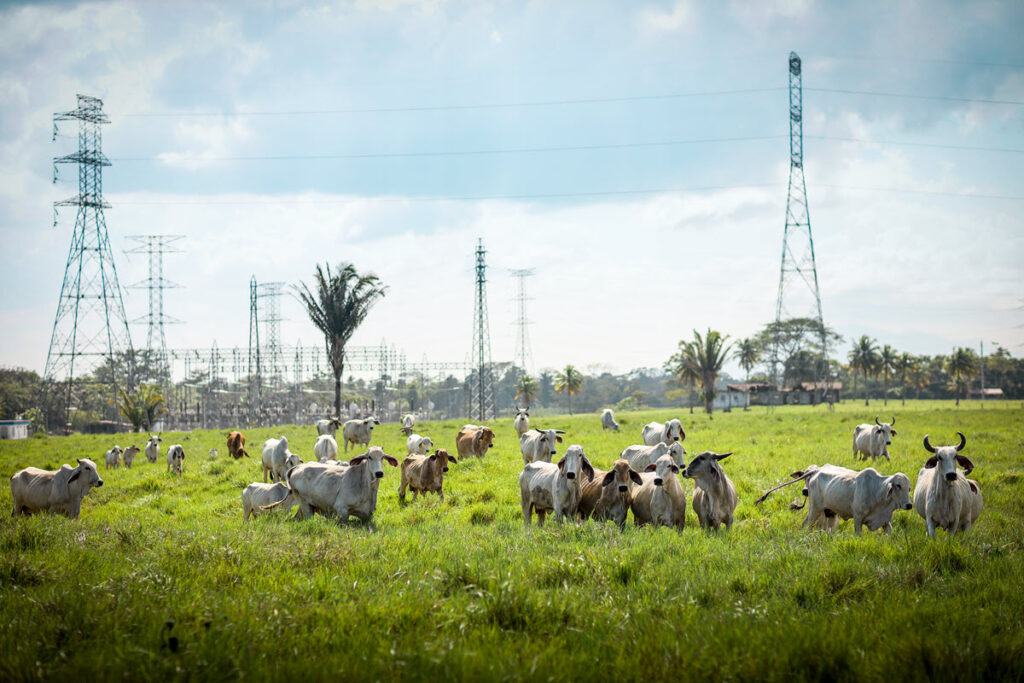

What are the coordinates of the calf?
(399, 448, 457, 502)
(262, 437, 301, 483)
(456, 424, 496, 459)
(10, 458, 104, 519)
(519, 428, 565, 464)
(757, 464, 913, 535)
(226, 431, 249, 460)
(342, 417, 380, 453)
(600, 408, 620, 431)
(631, 454, 686, 530)
(105, 446, 122, 470)
(578, 458, 642, 529)
(513, 406, 530, 437)
(314, 434, 339, 463)
(405, 434, 434, 456)
(519, 444, 595, 525)
(642, 419, 685, 447)
(853, 416, 897, 463)
(242, 482, 295, 522)
(262, 447, 399, 523)
(913, 432, 982, 538)
(400, 414, 416, 437)
(620, 441, 686, 472)
(683, 451, 737, 531)
(145, 434, 161, 463)
(167, 444, 185, 476)
(122, 445, 141, 469)
(316, 418, 342, 437)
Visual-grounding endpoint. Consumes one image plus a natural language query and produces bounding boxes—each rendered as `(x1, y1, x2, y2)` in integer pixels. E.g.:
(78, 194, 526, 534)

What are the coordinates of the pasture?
(1, 402, 1022, 681)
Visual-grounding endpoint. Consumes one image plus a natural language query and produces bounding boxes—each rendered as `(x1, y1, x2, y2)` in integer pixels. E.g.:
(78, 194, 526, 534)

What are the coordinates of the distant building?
(783, 382, 842, 405)
(0, 420, 31, 440)
(725, 383, 775, 407)
(969, 388, 1004, 399)
(713, 385, 750, 411)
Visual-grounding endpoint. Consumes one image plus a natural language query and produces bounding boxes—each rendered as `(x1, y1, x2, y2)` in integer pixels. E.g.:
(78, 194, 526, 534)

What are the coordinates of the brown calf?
(456, 425, 495, 459)
(399, 449, 458, 502)
(227, 431, 249, 460)
(579, 458, 643, 529)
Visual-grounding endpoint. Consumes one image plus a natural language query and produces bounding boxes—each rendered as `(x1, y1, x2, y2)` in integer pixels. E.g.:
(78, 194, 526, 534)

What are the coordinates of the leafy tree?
(947, 347, 978, 406)
(115, 384, 165, 432)
(757, 317, 842, 387)
(734, 336, 760, 408)
(515, 374, 538, 408)
(848, 335, 879, 406)
(879, 344, 897, 406)
(294, 263, 387, 419)
(554, 365, 583, 415)
(892, 352, 913, 406)
(665, 328, 733, 414)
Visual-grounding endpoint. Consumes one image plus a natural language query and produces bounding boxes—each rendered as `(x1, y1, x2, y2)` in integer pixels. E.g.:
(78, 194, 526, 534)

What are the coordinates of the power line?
(805, 87, 1024, 106)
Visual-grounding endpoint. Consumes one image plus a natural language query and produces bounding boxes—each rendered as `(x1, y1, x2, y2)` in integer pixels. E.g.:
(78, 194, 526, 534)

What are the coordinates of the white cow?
(342, 417, 380, 453)
(630, 454, 686, 530)
(683, 451, 737, 531)
(405, 433, 434, 456)
(913, 432, 982, 538)
(262, 447, 399, 523)
(400, 414, 416, 437)
(519, 428, 565, 464)
(104, 446, 122, 470)
(262, 437, 301, 483)
(144, 434, 161, 463)
(242, 482, 295, 522)
(756, 464, 913, 535)
(600, 408, 620, 431)
(314, 434, 339, 463)
(642, 419, 685, 446)
(315, 418, 342, 437)
(123, 445, 141, 469)
(513, 406, 530, 437)
(853, 416, 898, 462)
(519, 444, 595, 525)
(167, 444, 185, 476)
(620, 441, 686, 472)
(10, 458, 104, 519)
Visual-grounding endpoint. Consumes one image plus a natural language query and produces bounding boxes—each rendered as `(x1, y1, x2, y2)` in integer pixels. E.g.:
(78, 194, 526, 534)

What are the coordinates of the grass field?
(1, 401, 1022, 681)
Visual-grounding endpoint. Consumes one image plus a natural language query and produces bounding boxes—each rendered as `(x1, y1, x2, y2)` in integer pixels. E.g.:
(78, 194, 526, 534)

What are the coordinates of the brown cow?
(456, 424, 496, 459)
(578, 458, 643, 529)
(227, 431, 249, 460)
(399, 448, 458, 502)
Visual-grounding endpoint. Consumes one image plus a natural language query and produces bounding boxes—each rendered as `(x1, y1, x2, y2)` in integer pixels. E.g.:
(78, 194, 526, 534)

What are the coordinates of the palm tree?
(665, 328, 733, 414)
(909, 355, 927, 400)
(294, 263, 387, 419)
(515, 374, 538, 408)
(554, 365, 583, 414)
(879, 344, 897, 406)
(733, 337, 760, 411)
(848, 335, 879, 406)
(892, 352, 913, 407)
(115, 384, 165, 432)
(946, 347, 978, 406)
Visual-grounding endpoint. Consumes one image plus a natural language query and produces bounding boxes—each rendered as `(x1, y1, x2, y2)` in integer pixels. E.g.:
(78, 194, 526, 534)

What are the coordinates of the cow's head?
(474, 427, 496, 453)
(148, 434, 161, 445)
(602, 458, 642, 493)
(69, 458, 103, 489)
(110, 445, 122, 455)
(535, 428, 565, 456)
(874, 416, 897, 445)
(666, 419, 685, 443)
(366, 416, 381, 427)
(923, 432, 972, 483)
(667, 441, 688, 466)
(417, 436, 434, 454)
(682, 451, 733, 481)
(557, 445, 594, 482)
(644, 454, 680, 487)
(886, 472, 913, 511)
(285, 454, 303, 469)
(430, 449, 457, 473)
(515, 405, 529, 418)
(350, 446, 398, 479)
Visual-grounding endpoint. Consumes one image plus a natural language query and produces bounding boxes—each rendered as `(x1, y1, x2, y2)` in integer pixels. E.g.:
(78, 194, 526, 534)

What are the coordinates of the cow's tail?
(755, 468, 815, 505)
(260, 490, 293, 511)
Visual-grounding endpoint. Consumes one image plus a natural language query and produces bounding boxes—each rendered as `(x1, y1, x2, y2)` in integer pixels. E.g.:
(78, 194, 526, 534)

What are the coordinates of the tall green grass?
(1, 401, 1022, 680)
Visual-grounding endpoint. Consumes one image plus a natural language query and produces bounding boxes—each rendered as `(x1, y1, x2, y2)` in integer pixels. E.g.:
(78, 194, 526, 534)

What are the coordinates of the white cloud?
(639, 1, 693, 33)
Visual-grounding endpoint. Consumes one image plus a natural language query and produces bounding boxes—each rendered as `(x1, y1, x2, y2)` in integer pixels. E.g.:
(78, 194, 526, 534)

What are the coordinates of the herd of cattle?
(8, 410, 982, 539)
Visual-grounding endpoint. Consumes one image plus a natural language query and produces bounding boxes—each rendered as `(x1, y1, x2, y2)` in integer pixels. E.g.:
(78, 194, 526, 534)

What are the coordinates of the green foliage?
(0, 403, 1022, 679)
(514, 374, 538, 408)
(554, 365, 583, 414)
(115, 384, 166, 432)
(665, 328, 732, 414)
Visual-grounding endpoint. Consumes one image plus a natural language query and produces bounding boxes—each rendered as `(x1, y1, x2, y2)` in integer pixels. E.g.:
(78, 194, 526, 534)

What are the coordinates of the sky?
(1, 0, 1022, 380)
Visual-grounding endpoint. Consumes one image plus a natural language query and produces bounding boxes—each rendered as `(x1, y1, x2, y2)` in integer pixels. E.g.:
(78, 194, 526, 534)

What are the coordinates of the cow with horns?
(853, 416, 897, 463)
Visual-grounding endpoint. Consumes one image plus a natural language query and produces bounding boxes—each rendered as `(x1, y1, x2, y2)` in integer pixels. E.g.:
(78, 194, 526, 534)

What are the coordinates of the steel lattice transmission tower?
(769, 52, 828, 400)
(510, 268, 534, 376)
(257, 282, 286, 388)
(126, 234, 183, 377)
(470, 239, 495, 421)
(44, 95, 135, 422)
(247, 276, 261, 421)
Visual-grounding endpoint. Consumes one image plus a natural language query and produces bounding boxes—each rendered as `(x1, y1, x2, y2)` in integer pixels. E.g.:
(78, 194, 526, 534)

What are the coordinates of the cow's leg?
(522, 501, 532, 525)
(853, 517, 863, 536)
(882, 520, 893, 534)
(437, 488, 444, 503)
(926, 516, 937, 539)
(536, 508, 547, 527)
(412, 489, 419, 502)
(398, 478, 407, 501)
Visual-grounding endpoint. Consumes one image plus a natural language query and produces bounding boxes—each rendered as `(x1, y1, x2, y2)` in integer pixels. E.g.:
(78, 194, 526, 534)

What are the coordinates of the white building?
(0, 420, 31, 440)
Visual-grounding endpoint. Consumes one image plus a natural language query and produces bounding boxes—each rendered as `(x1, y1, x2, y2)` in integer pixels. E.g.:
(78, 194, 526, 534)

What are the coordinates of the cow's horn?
(955, 431, 966, 451)
(890, 416, 895, 426)
(923, 435, 936, 453)
(875, 416, 881, 426)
